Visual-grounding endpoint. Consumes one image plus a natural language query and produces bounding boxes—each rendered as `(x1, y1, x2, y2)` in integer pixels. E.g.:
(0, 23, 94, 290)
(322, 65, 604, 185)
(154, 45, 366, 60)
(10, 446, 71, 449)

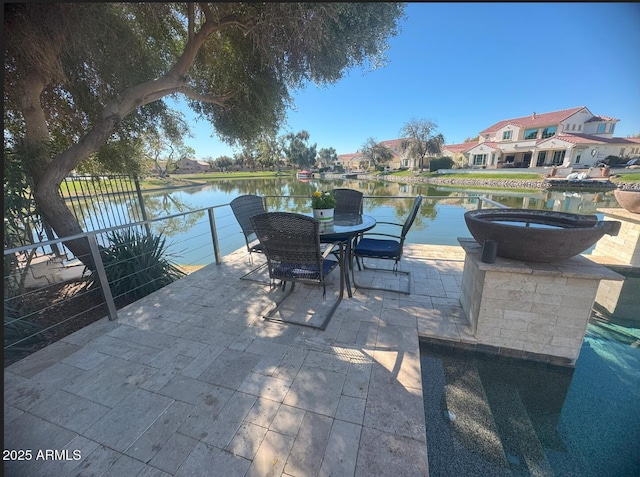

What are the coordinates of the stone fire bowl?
(464, 209, 621, 263)
(614, 189, 640, 214)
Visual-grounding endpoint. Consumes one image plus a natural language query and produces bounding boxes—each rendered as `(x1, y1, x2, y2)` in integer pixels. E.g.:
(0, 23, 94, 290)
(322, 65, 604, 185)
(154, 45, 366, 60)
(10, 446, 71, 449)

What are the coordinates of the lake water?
(78, 177, 620, 266)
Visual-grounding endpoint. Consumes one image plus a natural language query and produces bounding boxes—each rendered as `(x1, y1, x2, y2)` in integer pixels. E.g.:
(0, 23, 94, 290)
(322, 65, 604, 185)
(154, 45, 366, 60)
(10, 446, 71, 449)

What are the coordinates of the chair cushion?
(273, 259, 337, 280)
(354, 238, 400, 259)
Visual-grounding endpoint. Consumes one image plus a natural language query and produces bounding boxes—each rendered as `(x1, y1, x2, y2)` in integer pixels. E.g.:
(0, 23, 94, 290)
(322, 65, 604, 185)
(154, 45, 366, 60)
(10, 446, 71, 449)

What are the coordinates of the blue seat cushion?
(273, 259, 337, 280)
(354, 238, 400, 259)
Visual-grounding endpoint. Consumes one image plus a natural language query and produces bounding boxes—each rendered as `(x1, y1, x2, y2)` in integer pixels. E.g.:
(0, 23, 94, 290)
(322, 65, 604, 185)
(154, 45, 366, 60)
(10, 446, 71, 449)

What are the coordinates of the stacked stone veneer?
(591, 208, 640, 266)
(590, 208, 640, 323)
(458, 238, 623, 366)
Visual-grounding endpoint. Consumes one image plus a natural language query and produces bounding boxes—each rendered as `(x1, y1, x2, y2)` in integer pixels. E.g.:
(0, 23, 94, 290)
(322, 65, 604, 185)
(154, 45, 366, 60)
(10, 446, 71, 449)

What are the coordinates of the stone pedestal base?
(591, 208, 640, 266)
(589, 208, 640, 325)
(458, 238, 623, 367)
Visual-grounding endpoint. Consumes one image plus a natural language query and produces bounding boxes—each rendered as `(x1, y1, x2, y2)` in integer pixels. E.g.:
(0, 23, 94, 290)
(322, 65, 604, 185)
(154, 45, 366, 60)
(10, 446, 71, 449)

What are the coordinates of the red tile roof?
(442, 142, 478, 153)
(468, 141, 499, 150)
(338, 153, 362, 160)
(479, 107, 588, 134)
(549, 133, 639, 145)
(585, 115, 618, 122)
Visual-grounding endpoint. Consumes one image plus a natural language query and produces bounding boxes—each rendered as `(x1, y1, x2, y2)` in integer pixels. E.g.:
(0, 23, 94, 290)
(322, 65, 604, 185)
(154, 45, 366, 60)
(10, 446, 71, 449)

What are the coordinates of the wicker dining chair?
(230, 194, 268, 282)
(250, 212, 344, 330)
(351, 195, 423, 294)
(333, 188, 364, 215)
(328, 188, 365, 257)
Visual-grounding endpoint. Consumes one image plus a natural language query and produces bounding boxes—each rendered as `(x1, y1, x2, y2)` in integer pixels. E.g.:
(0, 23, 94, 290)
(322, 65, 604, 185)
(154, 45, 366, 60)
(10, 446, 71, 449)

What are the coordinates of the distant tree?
(399, 118, 445, 171)
(4, 3, 405, 267)
(215, 156, 234, 170)
(464, 135, 479, 143)
(256, 133, 282, 170)
(317, 147, 338, 168)
(360, 137, 393, 170)
(282, 130, 317, 169)
(143, 121, 192, 177)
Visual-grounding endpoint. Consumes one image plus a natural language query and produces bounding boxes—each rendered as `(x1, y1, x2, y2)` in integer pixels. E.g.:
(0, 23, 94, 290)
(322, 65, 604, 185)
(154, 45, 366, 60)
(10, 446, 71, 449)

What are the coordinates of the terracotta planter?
(614, 189, 640, 214)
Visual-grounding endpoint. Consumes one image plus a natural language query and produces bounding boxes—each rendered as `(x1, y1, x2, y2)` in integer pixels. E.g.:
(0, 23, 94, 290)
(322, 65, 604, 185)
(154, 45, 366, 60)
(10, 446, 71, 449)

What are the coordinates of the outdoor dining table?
(316, 213, 377, 297)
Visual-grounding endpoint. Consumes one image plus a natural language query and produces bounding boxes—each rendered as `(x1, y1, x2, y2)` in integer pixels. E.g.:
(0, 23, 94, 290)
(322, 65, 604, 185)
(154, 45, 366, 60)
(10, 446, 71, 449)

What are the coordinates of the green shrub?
(429, 157, 455, 172)
(87, 229, 185, 302)
(604, 155, 627, 166)
(4, 304, 49, 365)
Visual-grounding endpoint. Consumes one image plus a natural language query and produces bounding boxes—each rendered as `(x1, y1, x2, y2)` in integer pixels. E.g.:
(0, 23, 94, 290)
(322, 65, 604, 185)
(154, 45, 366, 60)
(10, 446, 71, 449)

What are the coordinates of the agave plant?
(87, 228, 186, 303)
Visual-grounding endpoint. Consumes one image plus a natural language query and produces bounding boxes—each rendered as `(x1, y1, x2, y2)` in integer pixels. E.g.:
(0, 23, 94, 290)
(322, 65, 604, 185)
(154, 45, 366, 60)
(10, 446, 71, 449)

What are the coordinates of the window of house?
(577, 125, 582, 131)
(505, 155, 515, 163)
(472, 154, 486, 166)
(576, 152, 581, 164)
(502, 130, 512, 140)
(572, 124, 576, 131)
(552, 150, 565, 165)
(537, 151, 547, 166)
(524, 128, 538, 140)
(608, 123, 616, 133)
(541, 126, 557, 139)
(597, 124, 606, 133)
(620, 148, 625, 157)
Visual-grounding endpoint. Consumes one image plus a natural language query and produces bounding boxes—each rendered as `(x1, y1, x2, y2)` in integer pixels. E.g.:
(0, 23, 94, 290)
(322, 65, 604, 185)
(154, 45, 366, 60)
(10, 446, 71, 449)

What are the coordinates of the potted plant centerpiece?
(311, 190, 336, 223)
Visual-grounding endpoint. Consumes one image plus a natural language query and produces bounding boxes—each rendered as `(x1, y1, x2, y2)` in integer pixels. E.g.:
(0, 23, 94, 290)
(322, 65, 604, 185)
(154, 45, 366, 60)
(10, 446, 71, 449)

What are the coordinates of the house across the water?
(441, 106, 640, 169)
(332, 106, 640, 172)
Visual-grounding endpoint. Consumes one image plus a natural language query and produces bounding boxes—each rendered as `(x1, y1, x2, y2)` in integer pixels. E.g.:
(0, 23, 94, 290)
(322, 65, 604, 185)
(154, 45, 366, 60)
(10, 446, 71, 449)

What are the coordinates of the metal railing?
(3, 194, 505, 365)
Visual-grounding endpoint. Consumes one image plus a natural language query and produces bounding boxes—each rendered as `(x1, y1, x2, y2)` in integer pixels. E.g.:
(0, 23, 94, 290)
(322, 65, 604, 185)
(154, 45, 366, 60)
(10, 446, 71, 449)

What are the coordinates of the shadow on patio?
(4, 244, 466, 477)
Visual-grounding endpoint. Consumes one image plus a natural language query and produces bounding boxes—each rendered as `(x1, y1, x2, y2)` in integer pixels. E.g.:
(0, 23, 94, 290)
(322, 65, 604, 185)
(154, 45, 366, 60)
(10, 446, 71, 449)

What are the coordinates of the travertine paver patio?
(4, 244, 468, 477)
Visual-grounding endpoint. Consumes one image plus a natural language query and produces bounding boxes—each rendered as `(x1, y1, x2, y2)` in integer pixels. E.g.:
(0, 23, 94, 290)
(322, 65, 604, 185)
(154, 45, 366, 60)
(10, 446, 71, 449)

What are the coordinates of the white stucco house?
(442, 106, 640, 169)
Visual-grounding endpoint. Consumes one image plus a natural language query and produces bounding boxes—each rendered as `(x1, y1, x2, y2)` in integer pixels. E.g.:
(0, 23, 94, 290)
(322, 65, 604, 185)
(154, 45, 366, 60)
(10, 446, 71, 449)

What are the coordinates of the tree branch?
(177, 87, 237, 107)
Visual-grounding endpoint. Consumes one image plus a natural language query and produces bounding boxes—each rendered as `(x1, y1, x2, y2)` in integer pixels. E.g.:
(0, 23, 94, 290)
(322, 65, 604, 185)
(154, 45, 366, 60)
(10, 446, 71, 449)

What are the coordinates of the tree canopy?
(4, 2, 406, 266)
(282, 130, 317, 169)
(399, 118, 445, 171)
(360, 137, 394, 170)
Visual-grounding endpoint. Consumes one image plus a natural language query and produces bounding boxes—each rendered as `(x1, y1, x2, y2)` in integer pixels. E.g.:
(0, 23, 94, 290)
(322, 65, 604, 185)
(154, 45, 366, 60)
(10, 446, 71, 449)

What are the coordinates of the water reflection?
(83, 178, 620, 265)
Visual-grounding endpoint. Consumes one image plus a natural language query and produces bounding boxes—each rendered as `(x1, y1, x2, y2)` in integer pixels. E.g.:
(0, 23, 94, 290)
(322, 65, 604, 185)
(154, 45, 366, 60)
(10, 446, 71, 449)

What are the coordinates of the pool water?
(420, 319, 640, 477)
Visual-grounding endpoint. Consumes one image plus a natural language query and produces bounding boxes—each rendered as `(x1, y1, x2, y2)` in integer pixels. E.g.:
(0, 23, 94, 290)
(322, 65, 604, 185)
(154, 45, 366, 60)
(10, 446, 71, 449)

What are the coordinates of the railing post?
(87, 233, 118, 320)
(134, 175, 152, 236)
(477, 196, 484, 210)
(208, 208, 221, 264)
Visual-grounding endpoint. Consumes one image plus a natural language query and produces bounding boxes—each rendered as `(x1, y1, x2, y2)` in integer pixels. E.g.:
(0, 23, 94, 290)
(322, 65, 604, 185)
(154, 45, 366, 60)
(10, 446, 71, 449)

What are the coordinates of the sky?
(172, 2, 640, 160)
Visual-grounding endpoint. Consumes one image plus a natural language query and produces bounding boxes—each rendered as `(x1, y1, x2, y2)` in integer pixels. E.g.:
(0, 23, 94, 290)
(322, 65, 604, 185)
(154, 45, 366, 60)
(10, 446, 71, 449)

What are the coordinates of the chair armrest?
(374, 221, 403, 228)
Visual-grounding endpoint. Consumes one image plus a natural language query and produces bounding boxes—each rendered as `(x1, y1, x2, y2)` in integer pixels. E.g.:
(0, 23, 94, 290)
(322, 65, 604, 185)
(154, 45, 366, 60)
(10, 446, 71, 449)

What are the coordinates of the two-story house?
(443, 106, 640, 169)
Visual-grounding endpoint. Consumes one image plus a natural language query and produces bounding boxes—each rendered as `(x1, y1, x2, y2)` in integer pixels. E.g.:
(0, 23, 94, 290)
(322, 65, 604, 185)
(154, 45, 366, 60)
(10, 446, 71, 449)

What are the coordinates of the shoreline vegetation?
(140, 170, 640, 191)
(59, 169, 640, 197)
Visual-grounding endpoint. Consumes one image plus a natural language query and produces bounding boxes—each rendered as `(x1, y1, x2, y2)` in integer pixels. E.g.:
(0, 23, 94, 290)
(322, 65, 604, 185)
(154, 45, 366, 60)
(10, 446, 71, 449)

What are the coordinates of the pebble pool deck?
(5, 244, 477, 477)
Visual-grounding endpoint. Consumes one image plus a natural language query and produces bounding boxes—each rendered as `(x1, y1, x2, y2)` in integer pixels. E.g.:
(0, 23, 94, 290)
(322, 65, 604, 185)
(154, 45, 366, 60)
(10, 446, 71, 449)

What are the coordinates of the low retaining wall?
(323, 172, 639, 190)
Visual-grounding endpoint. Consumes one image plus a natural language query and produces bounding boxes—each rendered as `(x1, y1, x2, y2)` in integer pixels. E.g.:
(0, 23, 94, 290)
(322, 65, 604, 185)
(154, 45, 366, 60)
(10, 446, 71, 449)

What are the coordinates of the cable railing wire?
(4, 194, 500, 364)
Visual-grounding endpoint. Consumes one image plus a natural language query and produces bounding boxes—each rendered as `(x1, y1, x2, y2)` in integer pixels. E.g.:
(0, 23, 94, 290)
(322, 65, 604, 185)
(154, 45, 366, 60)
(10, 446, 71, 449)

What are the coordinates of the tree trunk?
(15, 13, 229, 270)
(18, 73, 94, 269)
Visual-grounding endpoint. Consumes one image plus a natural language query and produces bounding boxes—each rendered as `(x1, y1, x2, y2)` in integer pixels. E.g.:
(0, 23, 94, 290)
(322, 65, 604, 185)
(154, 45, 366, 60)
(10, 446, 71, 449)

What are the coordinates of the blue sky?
(175, 2, 640, 160)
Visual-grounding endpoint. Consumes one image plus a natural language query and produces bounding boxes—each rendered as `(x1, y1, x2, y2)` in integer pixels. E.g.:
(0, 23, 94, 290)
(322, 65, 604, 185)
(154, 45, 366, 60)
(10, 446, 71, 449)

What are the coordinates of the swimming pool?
(420, 319, 640, 477)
